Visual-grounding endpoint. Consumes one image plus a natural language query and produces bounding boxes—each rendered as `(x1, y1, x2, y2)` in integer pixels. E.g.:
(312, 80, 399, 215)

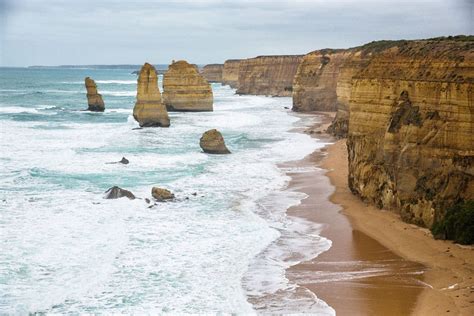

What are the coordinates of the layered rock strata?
(222, 59, 241, 89)
(85, 77, 105, 112)
(346, 37, 474, 228)
(292, 49, 348, 112)
(133, 63, 170, 127)
(201, 64, 223, 82)
(236, 55, 303, 96)
(163, 60, 213, 112)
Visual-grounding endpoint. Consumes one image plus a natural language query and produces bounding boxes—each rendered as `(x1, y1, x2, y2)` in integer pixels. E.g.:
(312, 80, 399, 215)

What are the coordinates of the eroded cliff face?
(162, 60, 213, 112)
(201, 64, 223, 82)
(236, 55, 303, 97)
(222, 59, 241, 89)
(292, 49, 349, 112)
(346, 38, 474, 228)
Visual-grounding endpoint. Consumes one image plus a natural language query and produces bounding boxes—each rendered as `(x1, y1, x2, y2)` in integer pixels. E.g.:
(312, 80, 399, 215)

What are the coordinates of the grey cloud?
(1, 0, 471, 66)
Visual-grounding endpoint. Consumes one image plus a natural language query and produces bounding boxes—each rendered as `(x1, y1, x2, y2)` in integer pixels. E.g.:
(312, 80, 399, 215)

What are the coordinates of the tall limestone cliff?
(85, 77, 105, 112)
(236, 55, 303, 96)
(222, 59, 241, 89)
(201, 64, 223, 82)
(162, 60, 213, 112)
(133, 63, 170, 127)
(292, 49, 348, 112)
(346, 37, 474, 228)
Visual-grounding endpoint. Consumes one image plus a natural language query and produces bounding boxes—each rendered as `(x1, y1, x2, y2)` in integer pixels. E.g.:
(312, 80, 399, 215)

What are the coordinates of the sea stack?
(163, 60, 213, 112)
(133, 63, 170, 127)
(199, 129, 231, 154)
(85, 77, 105, 112)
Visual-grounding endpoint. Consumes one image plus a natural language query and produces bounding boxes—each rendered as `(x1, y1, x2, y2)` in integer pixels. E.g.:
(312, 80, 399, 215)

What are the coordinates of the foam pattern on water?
(0, 68, 332, 314)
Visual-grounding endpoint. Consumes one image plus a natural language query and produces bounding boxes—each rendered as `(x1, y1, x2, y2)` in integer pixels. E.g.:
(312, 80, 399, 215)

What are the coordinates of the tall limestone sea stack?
(85, 77, 105, 112)
(201, 64, 223, 82)
(133, 63, 170, 127)
(346, 37, 473, 229)
(163, 60, 213, 112)
(237, 55, 303, 96)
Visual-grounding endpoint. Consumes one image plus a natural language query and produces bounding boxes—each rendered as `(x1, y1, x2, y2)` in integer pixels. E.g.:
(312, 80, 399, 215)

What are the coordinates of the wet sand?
(285, 112, 474, 315)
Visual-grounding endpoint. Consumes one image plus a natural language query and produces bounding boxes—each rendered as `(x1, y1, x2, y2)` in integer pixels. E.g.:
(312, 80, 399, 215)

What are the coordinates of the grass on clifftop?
(432, 200, 474, 245)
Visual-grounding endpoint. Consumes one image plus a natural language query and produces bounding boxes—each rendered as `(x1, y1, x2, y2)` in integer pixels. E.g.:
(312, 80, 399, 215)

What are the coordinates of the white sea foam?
(0, 74, 334, 314)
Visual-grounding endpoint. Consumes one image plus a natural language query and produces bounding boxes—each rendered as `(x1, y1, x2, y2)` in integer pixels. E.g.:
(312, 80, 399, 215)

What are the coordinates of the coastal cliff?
(236, 55, 303, 96)
(346, 37, 474, 229)
(222, 59, 241, 89)
(162, 60, 213, 112)
(201, 64, 223, 82)
(292, 49, 348, 112)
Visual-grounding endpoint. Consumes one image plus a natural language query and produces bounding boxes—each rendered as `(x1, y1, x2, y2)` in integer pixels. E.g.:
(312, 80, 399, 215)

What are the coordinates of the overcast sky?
(0, 0, 472, 66)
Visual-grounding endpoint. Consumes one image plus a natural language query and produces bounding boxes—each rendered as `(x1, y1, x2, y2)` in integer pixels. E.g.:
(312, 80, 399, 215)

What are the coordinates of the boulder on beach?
(104, 186, 135, 200)
(85, 77, 105, 112)
(133, 63, 170, 127)
(151, 187, 175, 201)
(199, 129, 231, 154)
(162, 60, 213, 112)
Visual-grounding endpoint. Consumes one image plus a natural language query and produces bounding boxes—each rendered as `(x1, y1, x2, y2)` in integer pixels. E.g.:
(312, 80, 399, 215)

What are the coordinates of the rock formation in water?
(346, 37, 473, 229)
(201, 64, 223, 82)
(151, 187, 175, 201)
(200, 129, 231, 154)
(222, 59, 242, 89)
(85, 77, 105, 112)
(236, 55, 303, 96)
(133, 63, 170, 127)
(104, 186, 136, 199)
(162, 60, 213, 112)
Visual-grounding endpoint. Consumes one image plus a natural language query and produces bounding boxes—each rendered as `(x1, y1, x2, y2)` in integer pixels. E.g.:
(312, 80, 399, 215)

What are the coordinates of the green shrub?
(431, 200, 474, 245)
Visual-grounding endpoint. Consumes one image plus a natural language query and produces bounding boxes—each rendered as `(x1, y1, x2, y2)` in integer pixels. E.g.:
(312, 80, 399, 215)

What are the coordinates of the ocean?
(0, 67, 333, 314)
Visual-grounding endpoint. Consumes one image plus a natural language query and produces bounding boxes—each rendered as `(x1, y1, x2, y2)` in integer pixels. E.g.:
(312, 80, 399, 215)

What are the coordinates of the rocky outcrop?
(85, 77, 105, 112)
(151, 187, 175, 201)
(236, 55, 303, 96)
(133, 63, 170, 127)
(222, 59, 241, 89)
(346, 37, 474, 228)
(162, 60, 213, 112)
(104, 186, 135, 199)
(200, 129, 231, 154)
(201, 64, 223, 82)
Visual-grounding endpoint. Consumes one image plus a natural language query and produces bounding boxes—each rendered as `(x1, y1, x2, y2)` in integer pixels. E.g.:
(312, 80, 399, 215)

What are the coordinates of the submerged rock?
(151, 187, 175, 201)
(199, 129, 231, 154)
(133, 63, 170, 127)
(104, 186, 135, 200)
(85, 77, 105, 112)
(163, 60, 213, 112)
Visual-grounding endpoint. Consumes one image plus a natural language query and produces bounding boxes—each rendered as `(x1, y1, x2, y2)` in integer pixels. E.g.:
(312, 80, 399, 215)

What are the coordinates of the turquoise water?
(0, 68, 333, 314)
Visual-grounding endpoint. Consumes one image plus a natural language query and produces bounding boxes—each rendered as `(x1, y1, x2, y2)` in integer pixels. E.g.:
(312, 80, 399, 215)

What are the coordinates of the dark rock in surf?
(104, 186, 135, 200)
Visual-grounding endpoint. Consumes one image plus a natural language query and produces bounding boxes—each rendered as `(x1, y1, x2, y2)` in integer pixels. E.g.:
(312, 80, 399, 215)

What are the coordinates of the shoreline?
(283, 112, 474, 315)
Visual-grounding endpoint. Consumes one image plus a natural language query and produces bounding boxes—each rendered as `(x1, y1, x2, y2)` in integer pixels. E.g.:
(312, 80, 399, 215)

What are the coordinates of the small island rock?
(199, 129, 231, 154)
(85, 77, 105, 112)
(151, 187, 175, 201)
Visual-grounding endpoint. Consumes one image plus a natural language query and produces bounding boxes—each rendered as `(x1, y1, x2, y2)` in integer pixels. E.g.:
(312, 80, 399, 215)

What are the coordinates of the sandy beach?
(285, 112, 474, 315)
